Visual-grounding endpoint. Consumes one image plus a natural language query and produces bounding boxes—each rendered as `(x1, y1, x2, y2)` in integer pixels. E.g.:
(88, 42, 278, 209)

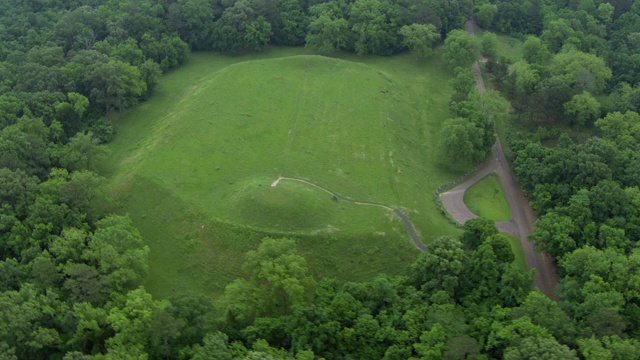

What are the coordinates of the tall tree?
(460, 217, 498, 250)
(595, 111, 640, 149)
(438, 116, 493, 168)
(449, 67, 478, 99)
(305, 3, 350, 54)
(399, 23, 439, 60)
(349, 0, 388, 55)
(564, 91, 601, 126)
(219, 237, 315, 327)
(480, 32, 498, 59)
(410, 236, 467, 298)
(522, 36, 551, 65)
(442, 29, 480, 72)
(85, 60, 146, 114)
(531, 213, 577, 260)
(106, 287, 168, 358)
(82, 215, 149, 291)
(548, 50, 612, 94)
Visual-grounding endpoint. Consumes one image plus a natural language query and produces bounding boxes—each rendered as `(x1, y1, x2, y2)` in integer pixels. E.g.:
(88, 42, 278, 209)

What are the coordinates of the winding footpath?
(440, 19, 560, 299)
(272, 176, 426, 251)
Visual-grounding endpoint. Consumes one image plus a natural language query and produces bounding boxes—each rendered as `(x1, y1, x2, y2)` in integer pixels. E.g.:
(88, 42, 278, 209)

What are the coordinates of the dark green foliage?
(487, 234, 515, 264)
(449, 66, 478, 99)
(212, 0, 274, 52)
(191, 332, 234, 360)
(166, 292, 218, 351)
(409, 236, 467, 297)
(442, 29, 479, 72)
(514, 131, 640, 257)
(511, 291, 577, 345)
(438, 115, 494, 168)
(400, 23, 439, 60)
(0, 168, 38, 218)
(3, 0, 640, 358)
(503, 336, 577, 359)
(460, 217, 498, 250)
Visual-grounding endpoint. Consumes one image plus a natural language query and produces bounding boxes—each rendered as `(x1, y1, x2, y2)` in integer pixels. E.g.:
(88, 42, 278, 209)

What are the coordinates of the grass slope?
(104, 48, 461, 298)
(506, 233, 527, 273)
(463, 173, 512, 221)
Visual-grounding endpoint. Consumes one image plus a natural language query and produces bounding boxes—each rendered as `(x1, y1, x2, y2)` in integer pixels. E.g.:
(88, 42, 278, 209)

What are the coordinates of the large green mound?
(106, 49, 459, 297)
(133, 55, 411, 230)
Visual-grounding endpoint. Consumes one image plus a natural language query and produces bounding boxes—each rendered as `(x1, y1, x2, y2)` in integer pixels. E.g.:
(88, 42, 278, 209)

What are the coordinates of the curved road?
(440, 19, 560, 299)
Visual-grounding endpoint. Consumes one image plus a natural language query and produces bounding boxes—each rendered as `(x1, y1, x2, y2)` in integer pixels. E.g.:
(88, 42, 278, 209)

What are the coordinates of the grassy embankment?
(506, 233, 528, 273)
(102, 48, 475, 298)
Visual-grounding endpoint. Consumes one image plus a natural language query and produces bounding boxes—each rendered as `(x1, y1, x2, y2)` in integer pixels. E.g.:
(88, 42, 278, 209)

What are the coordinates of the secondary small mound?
(229, 179, 335, 231)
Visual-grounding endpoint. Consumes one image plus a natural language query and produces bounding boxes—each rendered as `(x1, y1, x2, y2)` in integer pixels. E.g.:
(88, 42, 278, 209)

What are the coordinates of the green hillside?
(104, 49, 461, 297)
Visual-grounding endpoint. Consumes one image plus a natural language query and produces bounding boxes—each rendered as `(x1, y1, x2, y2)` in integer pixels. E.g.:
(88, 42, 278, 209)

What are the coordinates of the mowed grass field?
(103, 47, 463, 298)
(464, 173, 512, 221)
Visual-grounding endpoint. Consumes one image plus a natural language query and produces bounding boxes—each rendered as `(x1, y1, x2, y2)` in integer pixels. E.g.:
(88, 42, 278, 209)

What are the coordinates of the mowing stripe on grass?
(283, 64, 309, 173)
(111, 68, 229, 196)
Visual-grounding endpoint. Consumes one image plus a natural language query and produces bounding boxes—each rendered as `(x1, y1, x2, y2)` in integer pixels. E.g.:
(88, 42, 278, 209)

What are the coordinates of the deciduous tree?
(85, 60, 146, 113)
(549, 50, 612, 94)
(305, 4, 350, 54)
(82, 215, 149, 291)
(480, 32, 498, 59)
(349, 0, 387, 55)
(438, 117, 490, 167)
(410, 236, 467, 297)
(442, 30, 479, 72)
(522, 36, 551, 65)
(399, 23, 439, 60)
(564, 91, 601, 127)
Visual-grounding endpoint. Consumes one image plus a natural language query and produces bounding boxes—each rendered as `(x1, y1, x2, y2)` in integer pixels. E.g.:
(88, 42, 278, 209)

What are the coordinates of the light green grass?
(104, 47, 463, 298)
(494, 35, 523, 63)
(477, 32, 523, 93)
(505, 233, 527, 273)
(464, 173, 512, 221)
(474, 29, 523, 63)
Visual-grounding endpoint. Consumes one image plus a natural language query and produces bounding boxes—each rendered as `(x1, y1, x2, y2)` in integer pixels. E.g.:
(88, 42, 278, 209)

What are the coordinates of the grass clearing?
(464, 173, 512, 221)
(494, 35, 523, 63)
(478, 31, 523, 93)
(474, 28, 523, 63)
(505, 232, 527, 273)
(104, 47, 463, 298)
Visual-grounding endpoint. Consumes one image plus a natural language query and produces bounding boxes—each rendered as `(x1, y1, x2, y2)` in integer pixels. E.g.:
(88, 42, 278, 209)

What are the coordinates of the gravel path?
(493, 137, 560, 299)
(273, 177, 426, 251)
(438, 19, 560, 299)
(439, 143, 500, 223)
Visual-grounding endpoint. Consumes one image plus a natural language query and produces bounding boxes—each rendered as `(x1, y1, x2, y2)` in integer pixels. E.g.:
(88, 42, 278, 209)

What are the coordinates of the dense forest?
(1, 0, 640, 358)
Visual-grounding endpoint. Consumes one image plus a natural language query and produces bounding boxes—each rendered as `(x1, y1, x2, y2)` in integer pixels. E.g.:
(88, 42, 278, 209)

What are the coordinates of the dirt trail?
(439, 19, 560, 299)
(273, 177, 426, 251)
